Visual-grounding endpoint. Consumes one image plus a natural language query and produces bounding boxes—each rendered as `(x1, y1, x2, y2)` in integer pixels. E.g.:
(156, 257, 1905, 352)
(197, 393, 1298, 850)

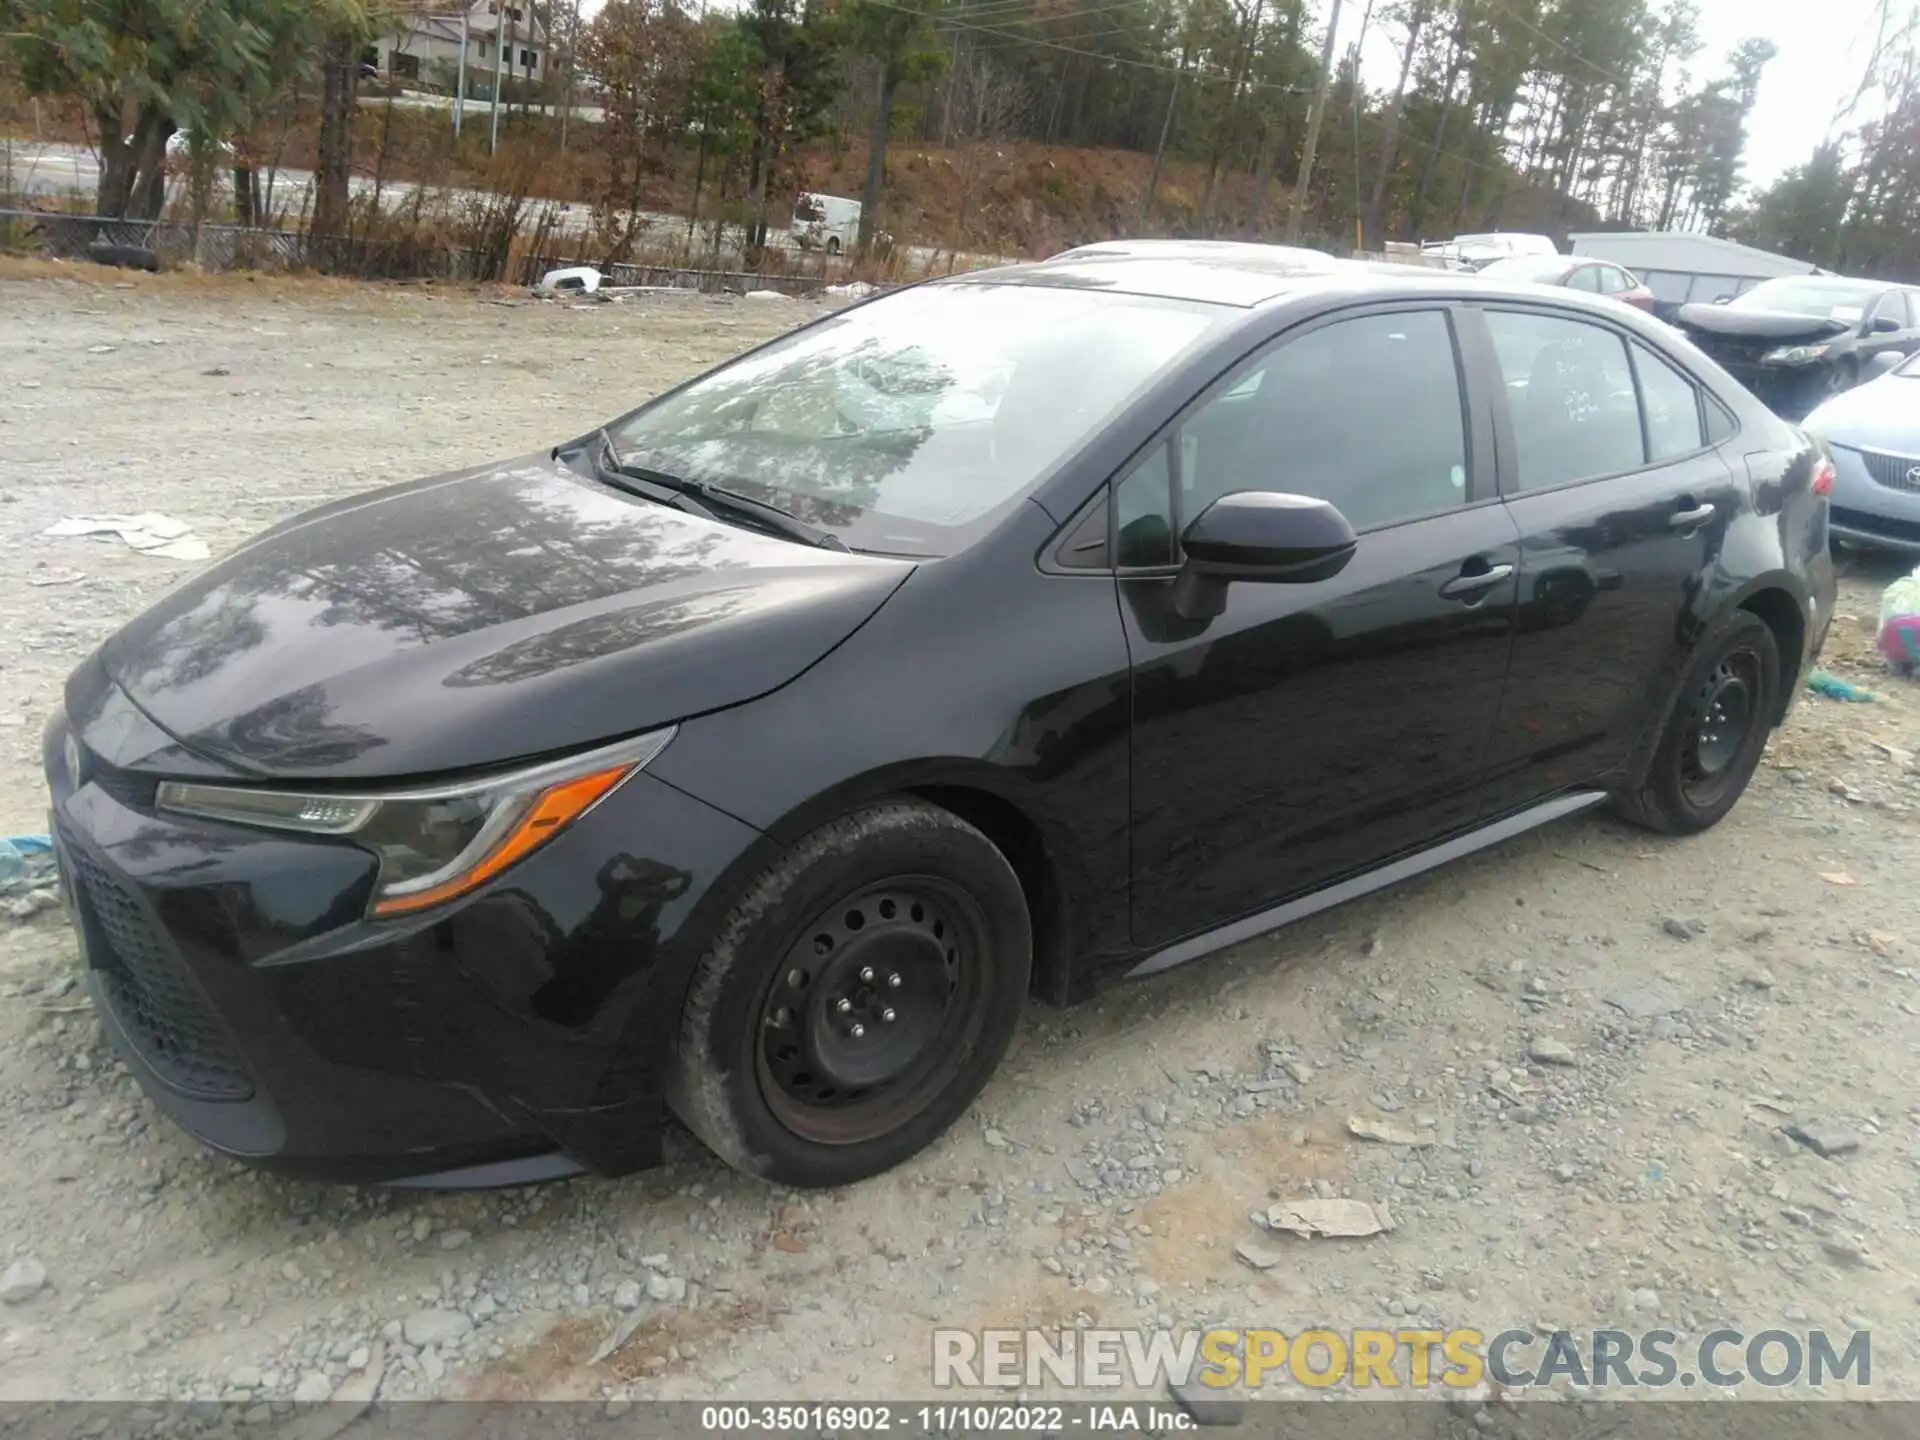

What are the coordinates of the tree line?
(1730, 0, 1920, 280)
(5, 0, 1909, 281)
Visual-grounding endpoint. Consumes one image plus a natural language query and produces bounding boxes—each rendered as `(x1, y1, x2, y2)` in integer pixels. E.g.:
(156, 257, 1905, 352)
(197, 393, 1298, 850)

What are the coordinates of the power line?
(879, 0, 1317, 93)
(862, 0, 1536, 185)
(937, 0, 1155, 20)
(1479, 0, 1633, 87)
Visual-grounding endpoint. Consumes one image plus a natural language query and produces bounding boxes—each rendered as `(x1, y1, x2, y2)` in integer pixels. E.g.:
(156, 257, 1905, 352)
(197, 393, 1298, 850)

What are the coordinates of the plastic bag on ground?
(1880, 564, 1920, 674)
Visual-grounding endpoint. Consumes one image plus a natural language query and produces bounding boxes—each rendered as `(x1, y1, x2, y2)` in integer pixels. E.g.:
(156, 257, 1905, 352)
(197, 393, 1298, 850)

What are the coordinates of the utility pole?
(1142, 46, 1190, 228)
(1286, 0, 1343, 244)
(559, 0, 581, 153)
(489, 3, 506, 154)
(1348, 0, 1375, 251)
(454, 6, 470, 138)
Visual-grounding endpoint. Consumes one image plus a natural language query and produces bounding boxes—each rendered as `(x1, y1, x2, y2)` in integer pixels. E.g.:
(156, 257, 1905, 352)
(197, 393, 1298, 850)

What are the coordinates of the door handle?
(1439, 563, 1514, 600)
(1669, 503, 1716, 529)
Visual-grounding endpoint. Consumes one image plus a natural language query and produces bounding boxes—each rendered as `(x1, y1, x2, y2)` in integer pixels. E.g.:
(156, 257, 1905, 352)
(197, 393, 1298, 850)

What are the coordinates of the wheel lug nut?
(850, 1023, 865, 1038)
(836, 998, 852, 1014)
(882, 1007, 896, 1023)
(860, 966, 874, 982)
(887, 972, 902, 988)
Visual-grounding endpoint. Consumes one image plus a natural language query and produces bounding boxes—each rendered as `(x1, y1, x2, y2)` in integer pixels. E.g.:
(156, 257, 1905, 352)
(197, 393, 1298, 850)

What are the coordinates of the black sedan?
(47, 244, 1836, 1190)
(1674, 275, 1920, 420)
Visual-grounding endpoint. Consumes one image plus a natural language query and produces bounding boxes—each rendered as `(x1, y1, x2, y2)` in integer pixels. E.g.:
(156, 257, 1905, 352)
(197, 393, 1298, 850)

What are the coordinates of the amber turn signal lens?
(369, 763, 633, 917)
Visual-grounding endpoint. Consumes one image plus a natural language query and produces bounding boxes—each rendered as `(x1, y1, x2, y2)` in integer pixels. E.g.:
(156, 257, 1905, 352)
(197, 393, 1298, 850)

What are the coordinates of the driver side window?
(1107, 310, 1470, 565)
(1180, 310, 1470, 536)
(1868, 291, 1908, 331)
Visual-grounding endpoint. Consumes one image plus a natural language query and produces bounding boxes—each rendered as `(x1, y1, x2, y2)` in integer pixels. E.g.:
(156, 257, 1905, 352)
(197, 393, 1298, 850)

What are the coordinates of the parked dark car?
(1477, 253, 1659, 312)
(1673, 275, 1920, 420)
(46, 246, 1836, 1191)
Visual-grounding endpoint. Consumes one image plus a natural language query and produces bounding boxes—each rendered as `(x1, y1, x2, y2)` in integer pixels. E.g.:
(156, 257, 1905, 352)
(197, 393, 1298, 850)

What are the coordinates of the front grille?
(1695, 336, 1772, 370)
(1855, 448, 1920, 494)
(1832, 505, 1920, 545)
(65, 841, 253, 1101)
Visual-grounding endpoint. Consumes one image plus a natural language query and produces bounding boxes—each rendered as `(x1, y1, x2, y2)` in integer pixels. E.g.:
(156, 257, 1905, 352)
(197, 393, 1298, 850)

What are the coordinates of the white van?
(791, 193, 862, 254)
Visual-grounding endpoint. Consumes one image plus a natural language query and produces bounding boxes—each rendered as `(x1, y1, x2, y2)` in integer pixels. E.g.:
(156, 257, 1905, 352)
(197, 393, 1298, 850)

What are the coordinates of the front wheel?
(665, 801, 1031, 1187)
(1613, 611, 1781, 834)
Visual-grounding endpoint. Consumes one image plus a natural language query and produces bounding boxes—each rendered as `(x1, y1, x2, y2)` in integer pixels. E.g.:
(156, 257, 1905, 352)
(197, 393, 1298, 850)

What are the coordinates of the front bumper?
(1825, 443, 1920, 554)
(44, 703, 766, 1185)
(1699, 352, 1835, 421)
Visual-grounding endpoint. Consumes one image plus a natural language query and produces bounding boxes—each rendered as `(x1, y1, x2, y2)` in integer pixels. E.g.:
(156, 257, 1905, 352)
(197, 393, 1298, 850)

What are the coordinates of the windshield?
(1481, 255, 1573, 283)
(606, 283, 1223, 556)
(1730, 278, 1883, 322)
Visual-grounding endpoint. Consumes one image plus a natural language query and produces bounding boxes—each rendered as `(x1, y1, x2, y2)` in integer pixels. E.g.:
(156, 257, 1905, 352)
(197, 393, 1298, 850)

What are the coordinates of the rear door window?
(1484, 310, 1643, 491)
(1629, 342, 1706, 460)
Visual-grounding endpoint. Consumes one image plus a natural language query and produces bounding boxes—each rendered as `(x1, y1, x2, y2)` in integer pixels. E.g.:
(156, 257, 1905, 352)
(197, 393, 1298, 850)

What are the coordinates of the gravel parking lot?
(2, 261, 1918, 1414)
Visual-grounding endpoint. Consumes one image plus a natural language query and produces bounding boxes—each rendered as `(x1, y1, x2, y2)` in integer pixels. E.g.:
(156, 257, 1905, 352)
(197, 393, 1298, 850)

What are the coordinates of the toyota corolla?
(47, 245, 1834, 1189)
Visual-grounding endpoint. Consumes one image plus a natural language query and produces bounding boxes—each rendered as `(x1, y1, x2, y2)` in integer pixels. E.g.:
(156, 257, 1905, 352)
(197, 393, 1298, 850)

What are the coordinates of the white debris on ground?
(533, 265, 603, 297)
(43, 512, 210, 562)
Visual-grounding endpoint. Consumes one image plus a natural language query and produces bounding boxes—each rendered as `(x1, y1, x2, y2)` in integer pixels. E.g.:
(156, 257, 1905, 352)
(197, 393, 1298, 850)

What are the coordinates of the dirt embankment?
(3, 94, 1590, 259)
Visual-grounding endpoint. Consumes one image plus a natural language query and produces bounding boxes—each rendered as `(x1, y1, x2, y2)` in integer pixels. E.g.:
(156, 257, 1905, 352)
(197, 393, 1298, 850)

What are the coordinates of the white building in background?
(366, 2, 550, 92)
(1568, 231, 1822, 311)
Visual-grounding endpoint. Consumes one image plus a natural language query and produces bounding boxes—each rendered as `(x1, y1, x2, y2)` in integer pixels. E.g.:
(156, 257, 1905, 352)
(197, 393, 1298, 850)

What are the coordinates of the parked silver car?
(1802, 349, 1920, 554)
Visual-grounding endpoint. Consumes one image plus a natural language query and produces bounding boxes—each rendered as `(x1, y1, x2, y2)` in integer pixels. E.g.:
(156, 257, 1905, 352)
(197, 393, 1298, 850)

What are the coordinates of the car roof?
(944, 241, 1640, 312)
(1756, 274, 1898, 292)
(950, 242, 1417, 308)
(1047, 239, 1339, 266)
(1483, 254, 1579, 273)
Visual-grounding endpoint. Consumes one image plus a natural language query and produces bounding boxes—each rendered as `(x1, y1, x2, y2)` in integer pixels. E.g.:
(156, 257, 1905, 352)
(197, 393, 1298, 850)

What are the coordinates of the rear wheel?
(1613, 611, 1781, 834)
(665, 801, 1030, 1187)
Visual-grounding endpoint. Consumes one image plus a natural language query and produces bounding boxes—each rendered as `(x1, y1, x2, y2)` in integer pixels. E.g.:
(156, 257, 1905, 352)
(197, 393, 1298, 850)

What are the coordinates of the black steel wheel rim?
(755, 878, 991, 1146)
(1678, 649, 1760, 807)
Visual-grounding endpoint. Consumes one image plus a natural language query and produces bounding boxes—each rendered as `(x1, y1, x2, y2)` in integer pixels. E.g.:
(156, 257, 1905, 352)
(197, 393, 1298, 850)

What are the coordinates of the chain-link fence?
(0, 208, 837, 296)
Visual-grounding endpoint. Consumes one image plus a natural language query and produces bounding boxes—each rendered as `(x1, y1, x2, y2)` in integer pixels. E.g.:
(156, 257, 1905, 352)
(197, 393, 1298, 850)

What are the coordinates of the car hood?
(97, 454, 914, 781)
(1805, 377, 1920, 452)
(1675, 304, 1854, 344)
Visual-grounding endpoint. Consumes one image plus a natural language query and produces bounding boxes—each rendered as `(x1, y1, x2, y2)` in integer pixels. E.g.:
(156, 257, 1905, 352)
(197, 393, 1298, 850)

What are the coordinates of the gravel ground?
(1, 261, 1918, 1414)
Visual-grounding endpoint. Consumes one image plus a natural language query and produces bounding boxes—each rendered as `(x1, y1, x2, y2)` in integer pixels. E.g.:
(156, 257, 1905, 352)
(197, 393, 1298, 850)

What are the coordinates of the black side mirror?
(1870, 314, 1903, 335)
(1171, 491, 1357, 620)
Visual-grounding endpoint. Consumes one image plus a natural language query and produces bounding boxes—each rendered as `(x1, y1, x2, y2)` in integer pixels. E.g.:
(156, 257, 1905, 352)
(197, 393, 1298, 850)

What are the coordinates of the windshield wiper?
(591, 430, 848, 552)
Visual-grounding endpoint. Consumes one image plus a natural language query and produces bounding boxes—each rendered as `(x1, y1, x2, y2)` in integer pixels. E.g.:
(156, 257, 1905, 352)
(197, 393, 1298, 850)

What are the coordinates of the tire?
(86, 243, 160, 272)
(665, 800, 1031, 1187)
(1613, 611, 1781, 835)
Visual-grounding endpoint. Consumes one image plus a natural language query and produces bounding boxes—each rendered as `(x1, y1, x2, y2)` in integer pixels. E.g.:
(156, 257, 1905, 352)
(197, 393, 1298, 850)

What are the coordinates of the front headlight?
(156, 728, 675, 917)
(1762, 343, 1831, 366)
